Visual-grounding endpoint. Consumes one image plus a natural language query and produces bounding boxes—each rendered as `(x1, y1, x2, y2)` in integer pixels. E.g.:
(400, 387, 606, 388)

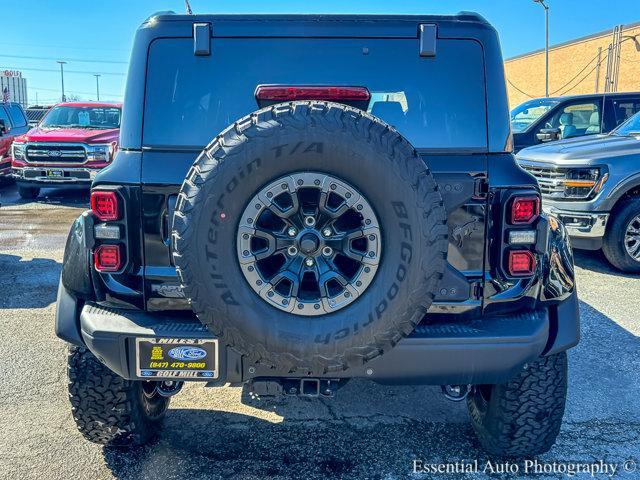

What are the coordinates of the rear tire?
(18, 186, 40, 199)
(602, 198, 640, 272)
(467, 352, 567, 457)
(67, 346, 170, 447)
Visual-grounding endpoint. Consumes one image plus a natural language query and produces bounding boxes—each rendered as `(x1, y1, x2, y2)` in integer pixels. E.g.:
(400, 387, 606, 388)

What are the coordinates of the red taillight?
(510, 196, 540, 225)
(508, 250, 536, 276)
(91, 191, 120, 221)
(255, 85, 371, 102)
(94, 245, 122, 272)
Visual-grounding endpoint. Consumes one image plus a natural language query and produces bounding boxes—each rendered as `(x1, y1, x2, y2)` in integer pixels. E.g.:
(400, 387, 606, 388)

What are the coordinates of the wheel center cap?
(299, 233, 320, 254)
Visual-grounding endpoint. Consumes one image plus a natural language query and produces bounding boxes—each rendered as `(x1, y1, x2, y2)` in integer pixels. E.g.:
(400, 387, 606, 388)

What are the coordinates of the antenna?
(184, 0, 193, 14)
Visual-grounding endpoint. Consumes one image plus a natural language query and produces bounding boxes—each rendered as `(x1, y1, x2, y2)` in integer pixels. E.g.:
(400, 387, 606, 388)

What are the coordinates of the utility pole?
(594, 47, 602, 92)
(94, 74, 101, 101)
(56, 60, 67, 102)
(533, 0, 550, 97)
(605, 26, 640, 93)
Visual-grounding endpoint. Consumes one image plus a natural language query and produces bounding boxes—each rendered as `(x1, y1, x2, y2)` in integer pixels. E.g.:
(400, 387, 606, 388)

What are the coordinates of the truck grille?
(519, 164, 566, 196)
(25, 144, 87, 164)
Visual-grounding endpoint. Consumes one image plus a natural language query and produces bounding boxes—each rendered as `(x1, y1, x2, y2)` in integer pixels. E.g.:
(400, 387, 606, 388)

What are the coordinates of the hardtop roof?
(144, 12, 490, 25)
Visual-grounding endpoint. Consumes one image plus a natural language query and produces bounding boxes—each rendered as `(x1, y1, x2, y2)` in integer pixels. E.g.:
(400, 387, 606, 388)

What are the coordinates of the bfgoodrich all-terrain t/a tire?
(172, 101, 448, 375)
(467, 352, 568, 457)
(67, 346, 170, 447)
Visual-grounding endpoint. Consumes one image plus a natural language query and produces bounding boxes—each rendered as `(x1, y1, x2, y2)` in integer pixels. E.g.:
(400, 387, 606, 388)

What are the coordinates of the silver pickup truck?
(517, 111, 640, 272)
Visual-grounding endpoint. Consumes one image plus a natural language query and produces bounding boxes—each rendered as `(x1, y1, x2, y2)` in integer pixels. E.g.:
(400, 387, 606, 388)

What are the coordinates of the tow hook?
(155, 380, 184, 398)
(441, 384, 471, 402)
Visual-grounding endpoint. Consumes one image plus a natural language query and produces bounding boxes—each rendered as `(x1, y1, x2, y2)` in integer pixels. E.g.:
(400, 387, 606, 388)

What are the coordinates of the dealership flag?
(1, 87, 9, 103)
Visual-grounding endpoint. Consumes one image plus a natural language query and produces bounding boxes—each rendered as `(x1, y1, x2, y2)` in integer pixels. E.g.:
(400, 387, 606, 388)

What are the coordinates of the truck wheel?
(173, 101, 448, 375)
(18, 186, 40, 199)
(467, 352, 567, 457)
(67, 346, 170, 446)
(602, 198, 640, 272)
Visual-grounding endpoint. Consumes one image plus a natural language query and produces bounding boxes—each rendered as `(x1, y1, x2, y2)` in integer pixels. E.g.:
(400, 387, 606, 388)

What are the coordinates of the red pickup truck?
(11, 102, 121, 199)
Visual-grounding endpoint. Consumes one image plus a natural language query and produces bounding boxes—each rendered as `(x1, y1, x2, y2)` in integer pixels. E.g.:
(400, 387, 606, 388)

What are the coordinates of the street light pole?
(94, 74, 101, 101)
(534, 0, 550, 97)
(56, 60, 67, 102)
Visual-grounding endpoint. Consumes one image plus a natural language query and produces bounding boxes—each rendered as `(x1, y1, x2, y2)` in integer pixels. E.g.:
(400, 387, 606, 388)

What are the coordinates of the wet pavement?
(0, 181, 639, 479)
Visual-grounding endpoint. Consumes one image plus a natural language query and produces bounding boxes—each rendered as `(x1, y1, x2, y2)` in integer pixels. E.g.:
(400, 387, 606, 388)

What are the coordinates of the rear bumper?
(67, 292, 580, 385)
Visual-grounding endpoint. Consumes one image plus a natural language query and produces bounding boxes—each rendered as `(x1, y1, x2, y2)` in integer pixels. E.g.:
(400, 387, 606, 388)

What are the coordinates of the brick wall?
(505, 23, 640, 108)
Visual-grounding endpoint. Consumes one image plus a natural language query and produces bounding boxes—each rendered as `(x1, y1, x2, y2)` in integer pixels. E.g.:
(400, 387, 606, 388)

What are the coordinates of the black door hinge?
(419, 24, 437, 57)
(193, 22, 211, 56)
(473, 281, 484, 299)
(473, 176, 489, 199)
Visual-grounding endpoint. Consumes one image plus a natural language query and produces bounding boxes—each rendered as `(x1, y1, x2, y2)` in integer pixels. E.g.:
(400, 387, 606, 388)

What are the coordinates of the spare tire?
(172, 101, 448, 375)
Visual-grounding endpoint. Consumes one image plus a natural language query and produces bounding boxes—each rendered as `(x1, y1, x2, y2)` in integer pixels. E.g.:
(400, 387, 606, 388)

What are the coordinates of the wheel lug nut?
(305, 257, 315, 267)
(304, 216, 316, 227)
(287, 227, 297, 237)
(287, 246, 298, 256)
(322, 246, 333, 257)
(322, 228, 332, 237)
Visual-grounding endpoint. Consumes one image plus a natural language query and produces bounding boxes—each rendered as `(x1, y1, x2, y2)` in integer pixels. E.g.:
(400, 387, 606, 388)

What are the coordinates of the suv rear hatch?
(136, 15, 491, 312)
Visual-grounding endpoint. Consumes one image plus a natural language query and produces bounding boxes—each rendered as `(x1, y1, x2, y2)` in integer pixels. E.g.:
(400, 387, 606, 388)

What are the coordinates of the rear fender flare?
(537, 214, 576, 302)
(61, 211, 95, 299)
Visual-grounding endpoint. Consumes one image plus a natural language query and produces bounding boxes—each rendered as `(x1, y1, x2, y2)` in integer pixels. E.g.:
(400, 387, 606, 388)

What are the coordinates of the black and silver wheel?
(173, 101, 448, 374)
(237, 172, 381, 316)
(603, 198, 640, 273)
(68, 346, 170, 446)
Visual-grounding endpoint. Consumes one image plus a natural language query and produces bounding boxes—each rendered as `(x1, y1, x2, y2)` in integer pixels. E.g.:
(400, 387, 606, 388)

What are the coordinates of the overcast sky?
(1, 0, 638, 105)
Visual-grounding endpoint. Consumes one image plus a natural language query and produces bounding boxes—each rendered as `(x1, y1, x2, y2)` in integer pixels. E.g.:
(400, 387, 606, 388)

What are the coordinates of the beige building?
(505, 22, 640, 108)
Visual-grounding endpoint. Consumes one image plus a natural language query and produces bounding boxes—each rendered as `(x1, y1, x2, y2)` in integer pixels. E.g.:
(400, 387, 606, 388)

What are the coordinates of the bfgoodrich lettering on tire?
(172, 101, 448, 375)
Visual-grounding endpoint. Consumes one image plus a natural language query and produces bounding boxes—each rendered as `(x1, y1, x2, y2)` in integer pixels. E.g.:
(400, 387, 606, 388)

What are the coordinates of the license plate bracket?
(135, 338, 218, 380)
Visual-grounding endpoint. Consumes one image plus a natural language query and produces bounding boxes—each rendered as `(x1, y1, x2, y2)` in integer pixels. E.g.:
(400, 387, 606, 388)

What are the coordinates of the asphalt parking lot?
(0, 182, 638, 480)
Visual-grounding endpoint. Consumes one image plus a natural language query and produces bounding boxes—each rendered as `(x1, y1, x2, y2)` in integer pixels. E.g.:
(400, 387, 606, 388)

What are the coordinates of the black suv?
(56, 12, 579, 456)
(511, 92, 640, 152)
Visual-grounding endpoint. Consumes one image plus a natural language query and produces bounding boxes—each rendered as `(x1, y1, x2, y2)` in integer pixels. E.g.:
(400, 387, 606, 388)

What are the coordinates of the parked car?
(56, 12, 579, 457)
(518, 111, 640, 272)
(10, 102, 121, 199)
(511, 92, 640, 152)
(0, 102, 30, 181)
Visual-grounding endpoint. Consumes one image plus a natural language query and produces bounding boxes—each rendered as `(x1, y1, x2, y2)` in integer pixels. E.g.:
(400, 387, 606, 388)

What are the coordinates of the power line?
(0, 40, 128, 53)
(548, 50, 604, 96)
(28, 86, 123, 98)
(557, 56, 606, 96)
(507, 79, 535, 99)
(0, 66, 125, 76)
(0, 53, 127, 65)
(508, 49, 609, 100)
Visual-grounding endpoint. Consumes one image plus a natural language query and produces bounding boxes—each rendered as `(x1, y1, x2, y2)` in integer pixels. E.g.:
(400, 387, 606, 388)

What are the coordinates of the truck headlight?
(87, 144, 112, 162)
(563, 167, 606, 199)
(12, 142, 25, 161)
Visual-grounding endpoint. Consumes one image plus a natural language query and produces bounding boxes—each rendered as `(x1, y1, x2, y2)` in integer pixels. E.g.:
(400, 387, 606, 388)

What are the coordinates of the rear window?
(7, 104, 27, 128)
(143, 37, 487, 150)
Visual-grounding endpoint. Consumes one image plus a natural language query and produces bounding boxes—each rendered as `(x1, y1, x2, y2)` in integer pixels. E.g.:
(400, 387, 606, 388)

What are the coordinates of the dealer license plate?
(47, 169, 64, 178)
(135, 338, 218, 379)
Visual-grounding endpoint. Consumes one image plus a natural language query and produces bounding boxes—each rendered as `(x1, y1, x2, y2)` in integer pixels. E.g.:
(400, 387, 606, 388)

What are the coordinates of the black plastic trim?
(54, 280, 84, 346)
(75, 302, 574, 385)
